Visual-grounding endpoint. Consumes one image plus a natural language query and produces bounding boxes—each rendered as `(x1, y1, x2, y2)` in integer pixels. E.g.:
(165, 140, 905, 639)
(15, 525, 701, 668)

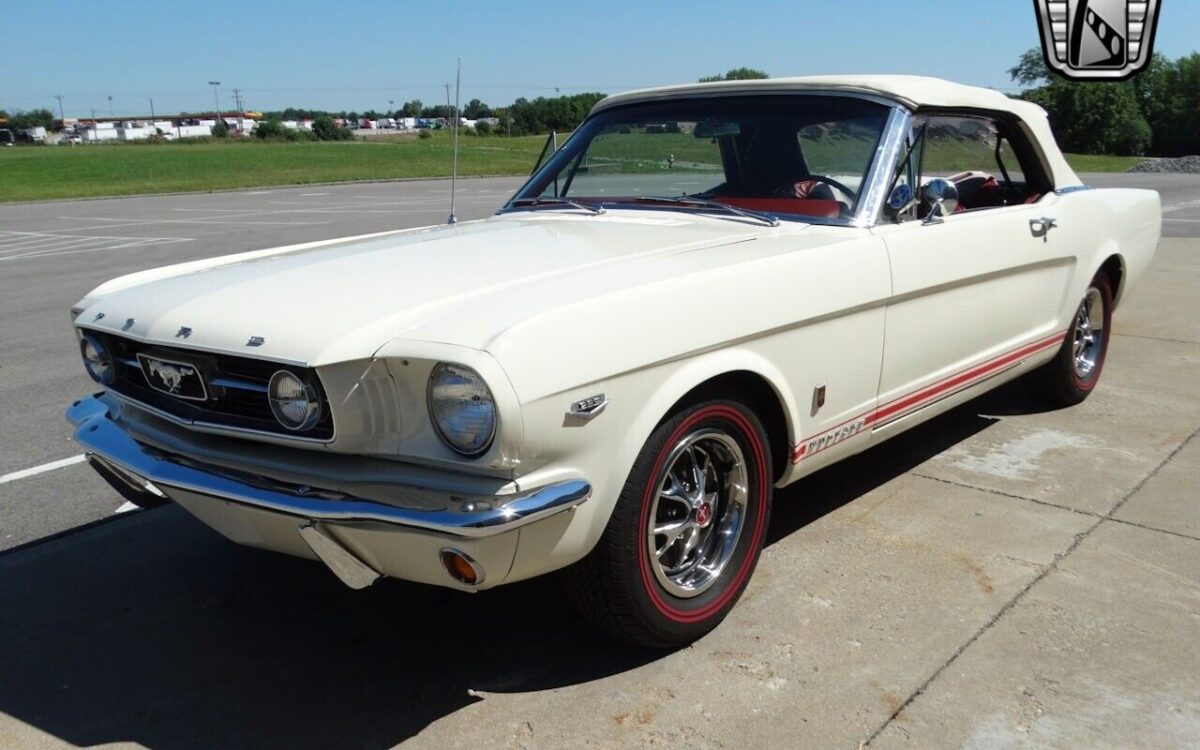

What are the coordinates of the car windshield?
(509, 94, 892, 224)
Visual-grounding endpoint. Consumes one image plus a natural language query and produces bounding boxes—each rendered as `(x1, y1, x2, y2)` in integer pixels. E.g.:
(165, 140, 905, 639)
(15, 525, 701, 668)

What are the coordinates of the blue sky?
(4, 1, 1198, 117)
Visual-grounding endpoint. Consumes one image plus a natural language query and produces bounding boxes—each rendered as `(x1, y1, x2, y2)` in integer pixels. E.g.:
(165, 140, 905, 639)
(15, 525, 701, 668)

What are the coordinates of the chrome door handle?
(1030, 217, 1058, 241)
(1027, 216, 1056, 240)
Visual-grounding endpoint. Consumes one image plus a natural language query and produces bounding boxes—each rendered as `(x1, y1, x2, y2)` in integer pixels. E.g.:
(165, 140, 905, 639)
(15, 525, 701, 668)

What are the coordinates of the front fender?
(505, 346, 800, 583)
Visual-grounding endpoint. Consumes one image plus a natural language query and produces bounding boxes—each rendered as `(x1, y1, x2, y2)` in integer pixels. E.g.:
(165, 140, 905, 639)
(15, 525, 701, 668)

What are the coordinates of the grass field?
(0, 131, 1148, 203)
(0, 132, 547, 202)
(1060, 153, 1149, 172)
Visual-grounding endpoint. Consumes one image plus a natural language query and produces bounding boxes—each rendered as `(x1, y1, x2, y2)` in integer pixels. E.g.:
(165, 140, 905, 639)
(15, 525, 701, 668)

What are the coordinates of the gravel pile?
(1126, 155, 1200, 173)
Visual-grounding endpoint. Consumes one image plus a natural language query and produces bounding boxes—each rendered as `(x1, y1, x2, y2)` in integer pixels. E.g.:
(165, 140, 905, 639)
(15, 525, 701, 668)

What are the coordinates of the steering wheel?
(801, 174, 857, 202)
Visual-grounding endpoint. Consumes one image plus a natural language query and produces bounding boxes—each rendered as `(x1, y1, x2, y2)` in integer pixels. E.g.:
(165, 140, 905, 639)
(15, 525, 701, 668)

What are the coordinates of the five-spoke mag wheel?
(568, 400, 772, 648)
(647, 430, 748, 598)
(1028, 271, 1113, 406)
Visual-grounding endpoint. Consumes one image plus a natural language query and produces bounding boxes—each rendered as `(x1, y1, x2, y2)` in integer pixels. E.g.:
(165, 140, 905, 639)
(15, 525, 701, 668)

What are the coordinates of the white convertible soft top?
(593, 75, 1081, 188)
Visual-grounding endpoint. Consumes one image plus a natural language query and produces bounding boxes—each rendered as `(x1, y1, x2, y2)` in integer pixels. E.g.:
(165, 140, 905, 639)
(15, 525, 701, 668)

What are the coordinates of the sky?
(3, 0, 1198, 118)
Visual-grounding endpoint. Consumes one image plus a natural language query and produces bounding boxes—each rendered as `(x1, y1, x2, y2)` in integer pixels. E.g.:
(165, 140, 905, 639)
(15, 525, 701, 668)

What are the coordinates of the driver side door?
(870, 113, 1076, 436)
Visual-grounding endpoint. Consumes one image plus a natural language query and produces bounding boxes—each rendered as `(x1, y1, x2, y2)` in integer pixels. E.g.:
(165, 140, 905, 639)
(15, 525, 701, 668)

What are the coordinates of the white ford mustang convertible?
(67, 76, 1161, 647)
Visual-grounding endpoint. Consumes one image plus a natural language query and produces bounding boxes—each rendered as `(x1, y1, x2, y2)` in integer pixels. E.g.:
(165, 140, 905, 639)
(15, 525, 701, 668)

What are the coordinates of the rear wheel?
(1027, 272, 1113, 406)
(567, 400, 773, 648)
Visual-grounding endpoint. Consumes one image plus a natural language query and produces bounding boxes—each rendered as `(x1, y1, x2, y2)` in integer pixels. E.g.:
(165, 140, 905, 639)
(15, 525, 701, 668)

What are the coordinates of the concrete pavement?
(0, 174, 1196, 749)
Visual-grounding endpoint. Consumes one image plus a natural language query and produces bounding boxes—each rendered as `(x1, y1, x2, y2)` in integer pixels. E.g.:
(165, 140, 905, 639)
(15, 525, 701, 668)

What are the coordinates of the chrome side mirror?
(922, 178, 959, 224)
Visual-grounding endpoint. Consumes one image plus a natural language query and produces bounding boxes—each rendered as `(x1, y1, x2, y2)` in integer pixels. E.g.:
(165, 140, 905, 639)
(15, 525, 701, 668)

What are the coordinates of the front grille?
(93, 331, 334, 440)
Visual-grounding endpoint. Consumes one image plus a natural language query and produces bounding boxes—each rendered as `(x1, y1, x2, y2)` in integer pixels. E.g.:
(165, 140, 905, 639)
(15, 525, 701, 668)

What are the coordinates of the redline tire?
(567, 399, 773, 648)
(1027, 272, 1113, 406)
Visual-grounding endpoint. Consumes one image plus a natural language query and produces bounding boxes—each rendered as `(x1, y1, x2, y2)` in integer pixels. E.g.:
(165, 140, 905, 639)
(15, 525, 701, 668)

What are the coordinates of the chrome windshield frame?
(851, 105, 914, 228)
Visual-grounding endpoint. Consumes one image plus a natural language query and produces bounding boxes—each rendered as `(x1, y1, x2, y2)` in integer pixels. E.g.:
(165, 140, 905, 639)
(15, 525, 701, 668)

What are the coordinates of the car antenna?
(447, 57, 462, 225)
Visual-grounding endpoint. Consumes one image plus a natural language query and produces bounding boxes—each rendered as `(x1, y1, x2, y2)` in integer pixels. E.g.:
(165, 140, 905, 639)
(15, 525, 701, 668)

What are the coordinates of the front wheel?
(567, 400, 773, 648)
(1026, 272, 1113, 406)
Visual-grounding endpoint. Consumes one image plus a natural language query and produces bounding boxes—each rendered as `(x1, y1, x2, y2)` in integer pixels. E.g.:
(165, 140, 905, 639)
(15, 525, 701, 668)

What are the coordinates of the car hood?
(77, 211, 786, 365)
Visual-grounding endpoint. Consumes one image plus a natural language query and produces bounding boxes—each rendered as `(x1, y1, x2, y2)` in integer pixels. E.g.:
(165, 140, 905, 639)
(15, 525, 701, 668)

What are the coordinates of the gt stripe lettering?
(791, 331, 1067, 463)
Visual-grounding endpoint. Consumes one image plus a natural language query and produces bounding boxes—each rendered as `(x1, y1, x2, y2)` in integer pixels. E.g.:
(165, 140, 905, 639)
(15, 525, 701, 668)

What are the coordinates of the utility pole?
(54, 94, 65, 128)
(208, 81, 221, 119)
(149, 98, 156, 123)
(444, 83, 452, 124)
(232, 87, 244, 133)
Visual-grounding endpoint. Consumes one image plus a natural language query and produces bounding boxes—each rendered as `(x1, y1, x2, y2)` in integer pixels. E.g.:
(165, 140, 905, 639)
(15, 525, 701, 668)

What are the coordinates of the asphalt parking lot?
(0, 173, 1197, 748)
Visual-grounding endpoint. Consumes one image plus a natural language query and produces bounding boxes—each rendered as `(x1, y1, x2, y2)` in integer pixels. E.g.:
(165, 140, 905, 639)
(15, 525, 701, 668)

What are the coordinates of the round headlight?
(80, 333, 115, 385)
(427, 363, 496, 457)
(268, 370, 322, 431)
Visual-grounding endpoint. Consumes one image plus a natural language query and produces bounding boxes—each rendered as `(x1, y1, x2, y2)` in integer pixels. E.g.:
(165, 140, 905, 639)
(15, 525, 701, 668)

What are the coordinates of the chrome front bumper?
(66, 394, 591, 589)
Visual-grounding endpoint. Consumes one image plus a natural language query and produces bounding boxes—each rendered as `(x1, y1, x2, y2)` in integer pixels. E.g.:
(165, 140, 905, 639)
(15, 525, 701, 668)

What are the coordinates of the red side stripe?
(789, 331, 1066, 463)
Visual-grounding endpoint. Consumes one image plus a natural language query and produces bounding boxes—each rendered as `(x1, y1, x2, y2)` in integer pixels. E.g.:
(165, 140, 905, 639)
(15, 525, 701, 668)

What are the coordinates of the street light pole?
(208, 81, 221, 119)
(54, 94, 65, 127)
(107, 95, 114, 117)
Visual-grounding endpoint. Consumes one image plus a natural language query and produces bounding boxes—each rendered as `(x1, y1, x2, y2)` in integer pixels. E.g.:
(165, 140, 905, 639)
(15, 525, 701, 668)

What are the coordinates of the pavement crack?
(1104, 517, 1200, 543)
(910, 473, 1100, 519)
(1112, 332, 1200, 346)
(861, 424, 1200, 747)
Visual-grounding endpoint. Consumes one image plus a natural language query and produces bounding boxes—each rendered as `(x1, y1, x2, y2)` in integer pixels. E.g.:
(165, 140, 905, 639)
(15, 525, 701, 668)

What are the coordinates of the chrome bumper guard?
(66, 394, 591, 539)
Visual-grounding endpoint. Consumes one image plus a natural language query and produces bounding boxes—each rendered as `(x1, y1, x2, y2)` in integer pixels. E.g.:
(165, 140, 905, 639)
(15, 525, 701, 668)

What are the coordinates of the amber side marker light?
(440, 548, 485, 586)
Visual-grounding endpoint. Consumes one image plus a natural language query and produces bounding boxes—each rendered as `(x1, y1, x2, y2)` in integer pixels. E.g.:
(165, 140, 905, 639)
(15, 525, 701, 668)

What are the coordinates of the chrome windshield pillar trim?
(67, 394, 591, 538)
(1054, 184, 1092, 195)
(853, 106, 913, 228)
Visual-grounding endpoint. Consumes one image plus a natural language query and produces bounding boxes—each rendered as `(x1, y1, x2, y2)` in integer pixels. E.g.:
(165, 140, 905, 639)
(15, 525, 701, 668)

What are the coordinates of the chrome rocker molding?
(66, 394, 592, 538)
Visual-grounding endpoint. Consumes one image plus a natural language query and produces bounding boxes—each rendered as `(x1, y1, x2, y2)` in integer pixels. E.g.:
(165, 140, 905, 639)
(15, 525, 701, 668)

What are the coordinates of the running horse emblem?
(147, 360, 195, 394)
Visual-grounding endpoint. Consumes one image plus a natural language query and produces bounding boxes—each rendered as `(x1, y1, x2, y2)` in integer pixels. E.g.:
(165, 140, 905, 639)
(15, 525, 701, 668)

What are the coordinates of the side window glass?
(920, 116, 1029, 213)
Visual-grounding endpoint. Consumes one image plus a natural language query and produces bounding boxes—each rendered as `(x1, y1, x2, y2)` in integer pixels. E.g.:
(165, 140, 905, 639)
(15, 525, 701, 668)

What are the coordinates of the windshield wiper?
(507, 197, 605, 215)
(628, 196, 779, 227)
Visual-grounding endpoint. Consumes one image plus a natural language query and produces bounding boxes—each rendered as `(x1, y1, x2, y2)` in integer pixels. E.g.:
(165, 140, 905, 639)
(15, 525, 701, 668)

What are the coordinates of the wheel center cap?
(696, 502, 712, 526)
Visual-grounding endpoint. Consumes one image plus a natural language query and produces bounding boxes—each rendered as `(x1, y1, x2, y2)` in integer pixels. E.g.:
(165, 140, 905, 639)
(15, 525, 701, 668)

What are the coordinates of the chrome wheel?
(646, 429, 748, 598)
(1072, 286, 1105, 380)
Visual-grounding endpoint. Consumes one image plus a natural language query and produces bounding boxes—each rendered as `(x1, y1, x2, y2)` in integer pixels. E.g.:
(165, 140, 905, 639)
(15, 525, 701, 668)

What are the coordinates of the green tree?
(463, 98, 491, 119)
(1133, 53, 1200, 156)
(401, 99, 423, 117)
(254, 119, 286, 139)
(1010, 48, 1152, 155)
(699, 67, 769, 82)
(508, 92, 605, 135)
(210, 119, 230, 138)
(1007, 48, 1052, 86)
(7, 108, 56, 131)
(312, 115, 351, 141)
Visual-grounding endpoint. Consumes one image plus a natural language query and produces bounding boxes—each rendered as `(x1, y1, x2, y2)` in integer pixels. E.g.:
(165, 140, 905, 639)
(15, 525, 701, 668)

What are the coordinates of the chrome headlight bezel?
(79, 332, 116, 385)
(427, 362, 497, 457)
(267, 369, 323, 432)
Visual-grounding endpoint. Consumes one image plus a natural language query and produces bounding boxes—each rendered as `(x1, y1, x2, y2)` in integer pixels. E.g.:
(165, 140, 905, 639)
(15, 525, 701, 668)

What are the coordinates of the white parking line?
(0, 231, 195, 262)
(0, 454, 87, 485)
(115, 501, 142, 514)
(1163, 198, 1200, 214)
(67, 216, 328, 227)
